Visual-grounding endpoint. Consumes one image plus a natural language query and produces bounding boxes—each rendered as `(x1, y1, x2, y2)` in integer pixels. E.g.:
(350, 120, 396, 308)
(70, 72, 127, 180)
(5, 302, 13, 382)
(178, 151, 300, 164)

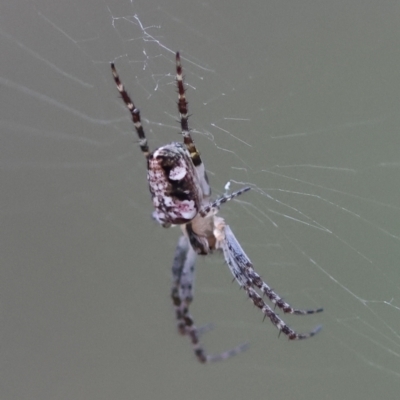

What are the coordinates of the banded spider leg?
(171, 235, 248, 363)
(214, 220, 323, 340)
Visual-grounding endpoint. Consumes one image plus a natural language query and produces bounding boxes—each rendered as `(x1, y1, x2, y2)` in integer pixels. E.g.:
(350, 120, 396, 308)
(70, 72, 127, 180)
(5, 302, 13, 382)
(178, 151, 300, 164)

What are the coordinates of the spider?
(111, 53, 323, 363)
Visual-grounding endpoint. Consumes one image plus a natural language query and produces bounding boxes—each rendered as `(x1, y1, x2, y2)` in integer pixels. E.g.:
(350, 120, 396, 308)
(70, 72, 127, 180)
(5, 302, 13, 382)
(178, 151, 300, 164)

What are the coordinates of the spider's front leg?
(214, 219, 323, 340)
(171, 233, 248, 363)
(171, 235, 195, 335)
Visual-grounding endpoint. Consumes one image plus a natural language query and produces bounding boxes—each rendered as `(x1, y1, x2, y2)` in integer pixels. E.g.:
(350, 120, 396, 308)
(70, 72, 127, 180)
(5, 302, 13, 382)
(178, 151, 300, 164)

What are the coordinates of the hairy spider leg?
(171, 235, 248, 362)
(175, 52, 201, 167)
(200, 186, 251, 217)
(219, 224, 322, 339)
(175, 53, 211, 198)
(111, 63, 150, 156)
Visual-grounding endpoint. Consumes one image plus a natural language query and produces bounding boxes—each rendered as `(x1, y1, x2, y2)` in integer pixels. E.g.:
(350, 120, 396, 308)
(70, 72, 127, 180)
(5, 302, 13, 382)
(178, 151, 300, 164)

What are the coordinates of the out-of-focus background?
(2, 1, 400, 399)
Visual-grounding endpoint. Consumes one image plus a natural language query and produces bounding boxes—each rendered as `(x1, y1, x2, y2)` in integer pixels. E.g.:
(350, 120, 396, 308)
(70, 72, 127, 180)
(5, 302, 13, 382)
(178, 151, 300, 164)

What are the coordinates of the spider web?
(2, 0, 400, 399)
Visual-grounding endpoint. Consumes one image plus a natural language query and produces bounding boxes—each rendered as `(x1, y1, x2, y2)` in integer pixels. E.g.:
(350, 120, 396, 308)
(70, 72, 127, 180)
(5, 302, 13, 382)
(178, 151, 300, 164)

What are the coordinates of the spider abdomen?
(147, 142, 203, 226)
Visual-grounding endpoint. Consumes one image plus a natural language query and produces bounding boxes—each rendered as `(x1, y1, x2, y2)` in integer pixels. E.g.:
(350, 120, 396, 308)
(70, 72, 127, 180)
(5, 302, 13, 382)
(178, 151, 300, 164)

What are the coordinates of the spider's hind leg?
(175, 52, 211, 198)
(175, 52, 201, 167)
(111, 62, 150, 156)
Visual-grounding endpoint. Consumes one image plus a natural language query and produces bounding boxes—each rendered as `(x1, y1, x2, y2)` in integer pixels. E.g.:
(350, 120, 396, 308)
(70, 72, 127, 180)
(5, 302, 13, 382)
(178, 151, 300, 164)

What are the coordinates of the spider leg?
(214, 220, 322, 339)
(171, 235, 248, 363)
(171, 235, 192, 335)
(175, 52, 201, 166)
(175, 52, 211, 198)
(111, 63, 150, 156)
(200, 186, 251, 217)
(224, 224, 323, 315)
(245, 285, 322, 340)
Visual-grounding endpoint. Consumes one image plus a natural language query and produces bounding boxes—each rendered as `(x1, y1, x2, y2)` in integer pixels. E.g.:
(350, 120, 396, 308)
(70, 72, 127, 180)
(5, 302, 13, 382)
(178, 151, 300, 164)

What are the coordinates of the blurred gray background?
(2, 1, 400, 399)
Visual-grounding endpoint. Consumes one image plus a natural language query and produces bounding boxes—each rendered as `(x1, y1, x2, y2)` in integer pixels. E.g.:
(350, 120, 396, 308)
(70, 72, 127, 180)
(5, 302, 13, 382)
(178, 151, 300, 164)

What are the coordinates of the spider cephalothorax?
(111, 53, 323, 363)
